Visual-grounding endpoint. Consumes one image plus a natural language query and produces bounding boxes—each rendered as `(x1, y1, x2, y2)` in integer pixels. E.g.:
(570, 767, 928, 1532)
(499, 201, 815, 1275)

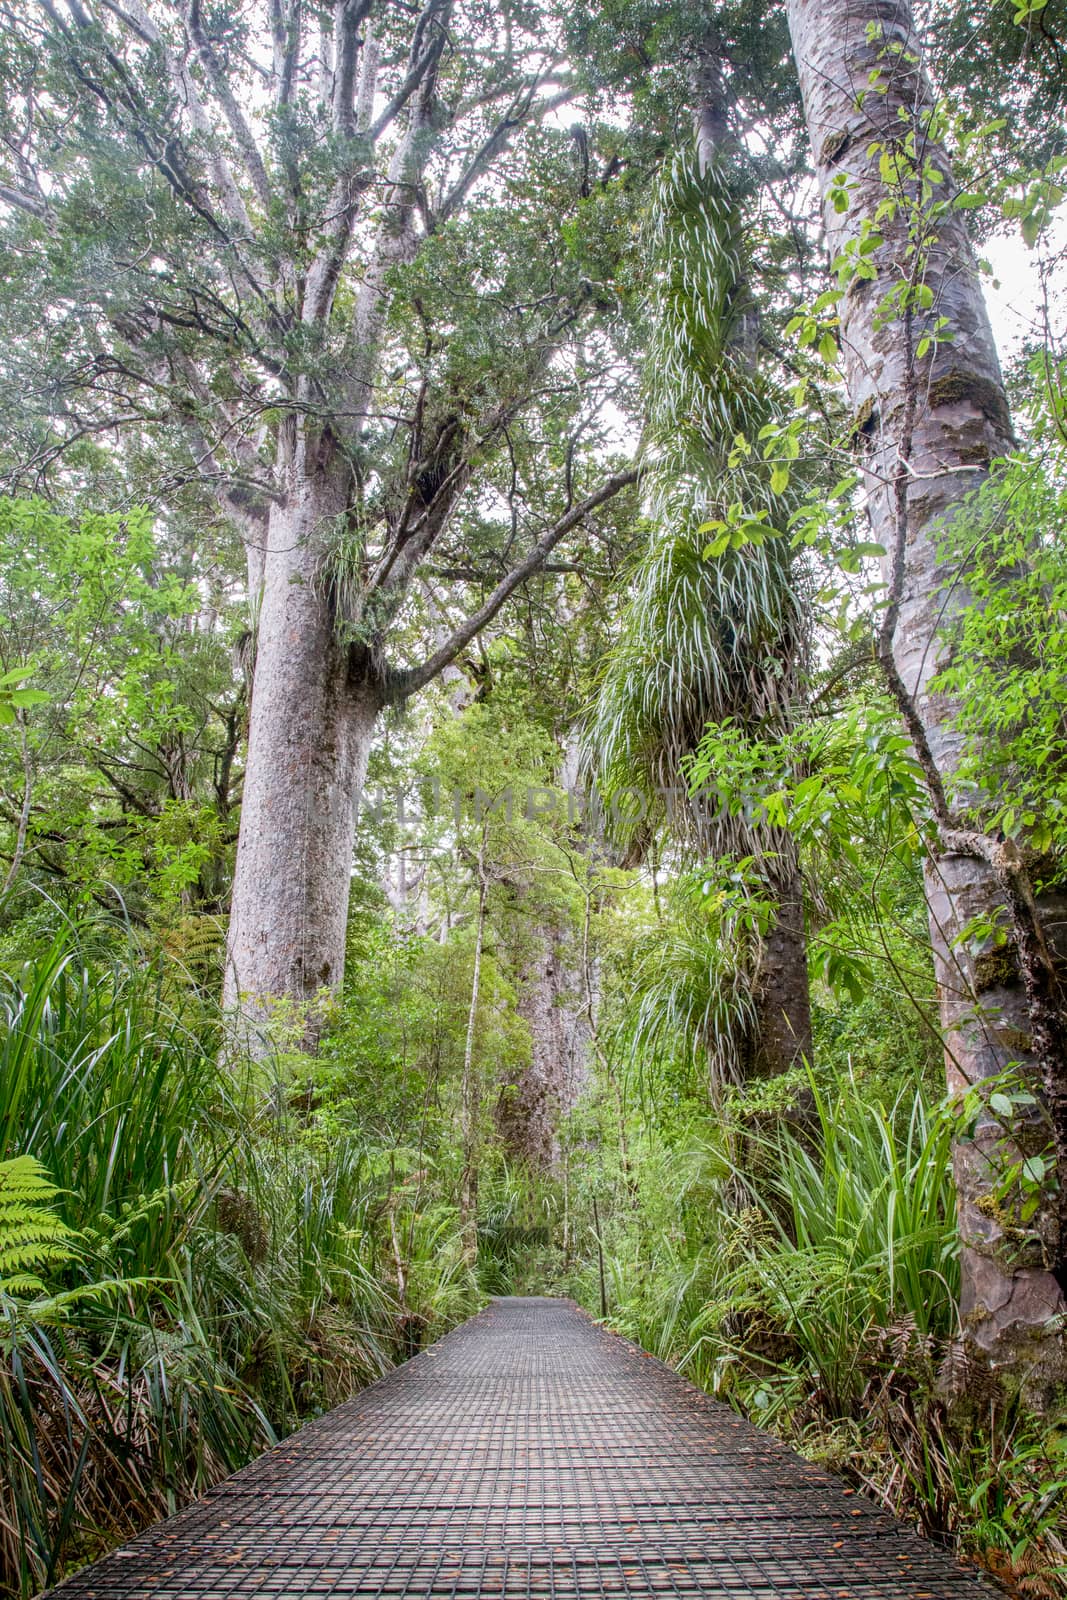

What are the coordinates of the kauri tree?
(0, 0, 637, 1038)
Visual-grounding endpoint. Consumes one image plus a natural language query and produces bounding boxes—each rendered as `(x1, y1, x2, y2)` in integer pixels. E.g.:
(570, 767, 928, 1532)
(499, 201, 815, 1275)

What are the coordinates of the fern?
(0, 1155, 76, 1296)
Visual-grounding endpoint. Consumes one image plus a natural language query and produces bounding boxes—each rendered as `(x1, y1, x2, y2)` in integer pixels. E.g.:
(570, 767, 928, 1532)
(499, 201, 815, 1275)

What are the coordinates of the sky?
(983, 217, 1067, 365)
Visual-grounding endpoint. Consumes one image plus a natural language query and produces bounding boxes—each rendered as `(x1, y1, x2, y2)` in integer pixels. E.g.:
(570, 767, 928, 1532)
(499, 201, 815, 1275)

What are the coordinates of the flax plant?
(0, 925, 450, 1597)
(682, 1071, 960, 1411)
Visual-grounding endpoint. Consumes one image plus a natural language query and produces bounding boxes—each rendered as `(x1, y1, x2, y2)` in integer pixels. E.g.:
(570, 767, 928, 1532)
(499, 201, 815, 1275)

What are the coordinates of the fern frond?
(0, 1154, 77, 1296)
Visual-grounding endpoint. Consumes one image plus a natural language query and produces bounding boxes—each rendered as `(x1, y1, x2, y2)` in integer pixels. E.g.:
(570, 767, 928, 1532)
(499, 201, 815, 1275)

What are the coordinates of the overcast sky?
(983, 218, 1067, 366)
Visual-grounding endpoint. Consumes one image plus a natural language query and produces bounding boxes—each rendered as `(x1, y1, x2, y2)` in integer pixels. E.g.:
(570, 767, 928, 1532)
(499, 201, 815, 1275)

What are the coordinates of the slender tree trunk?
(578, 869, 632, 1186)
(223, 456, 381, 1044)
(787, 0, 1067, 1394)
(459, 843, 487, 1264)
(752, 843, 812, 1078)
(0, 712, 33, 900)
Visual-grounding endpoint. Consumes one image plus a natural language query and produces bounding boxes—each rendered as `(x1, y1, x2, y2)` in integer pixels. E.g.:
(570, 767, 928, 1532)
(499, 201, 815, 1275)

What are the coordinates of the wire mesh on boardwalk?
(46, 1297, 991, 1599)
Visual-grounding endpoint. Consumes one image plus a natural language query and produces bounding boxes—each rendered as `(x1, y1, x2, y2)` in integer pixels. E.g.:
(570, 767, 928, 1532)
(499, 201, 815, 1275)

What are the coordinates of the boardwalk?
(49, 1297, 988, 1600)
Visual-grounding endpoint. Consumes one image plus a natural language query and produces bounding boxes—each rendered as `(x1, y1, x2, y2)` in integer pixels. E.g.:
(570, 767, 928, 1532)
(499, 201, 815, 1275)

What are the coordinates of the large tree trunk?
(223, 459, 380, 1043)
(787, 0, 1067, 1394)
(497, 921, 590, 1170)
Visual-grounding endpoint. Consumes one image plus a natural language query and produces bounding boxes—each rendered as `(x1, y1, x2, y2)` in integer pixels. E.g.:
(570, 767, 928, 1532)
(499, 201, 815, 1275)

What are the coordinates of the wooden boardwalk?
(48, 1297, 990, 1600)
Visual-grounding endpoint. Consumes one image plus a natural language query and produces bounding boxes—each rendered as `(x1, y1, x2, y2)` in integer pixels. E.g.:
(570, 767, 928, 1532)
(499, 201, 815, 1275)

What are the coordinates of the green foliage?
(0, 496, 241, 924)
(0, 670, 48, 730)
(718, 1073, 960, 1398)
(598, 1069, 958, 1406)
(0, 923, 479, 1595)
(613, 869, 766, 1093)
(932, 440, 1067, 856)
(588, 148, 805, 857)
(0, 5, 1065, 1596)
(0, 1157, 76, 1296)
(687, 699, 940, 1012)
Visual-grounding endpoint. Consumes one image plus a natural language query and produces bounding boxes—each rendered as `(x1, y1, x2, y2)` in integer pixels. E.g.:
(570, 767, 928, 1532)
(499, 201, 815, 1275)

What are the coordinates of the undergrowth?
(539, 1068, 1067, 1598)
(0, 925, 480, 1597)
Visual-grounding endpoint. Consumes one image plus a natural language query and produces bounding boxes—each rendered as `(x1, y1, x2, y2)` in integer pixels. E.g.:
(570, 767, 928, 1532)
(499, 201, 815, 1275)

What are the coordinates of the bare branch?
(0, 181, 52, 221)
(271, 0, 301, 107)
(97, 0, 256, 236)
(44, 0, 284, 323)
(302, 7, 377, 326)
(332, 0, 373, 134)
(186, 0, 272, 210)
(384, 467, 639, 701)
(339, 9, 450, 432)
(367, 0, 451, 142)
(355, 20, 379, 130)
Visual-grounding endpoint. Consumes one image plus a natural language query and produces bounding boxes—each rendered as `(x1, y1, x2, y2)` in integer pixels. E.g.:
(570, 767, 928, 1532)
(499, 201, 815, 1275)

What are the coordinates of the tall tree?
(590, 51, 812, 1080)
(786, 0, 1067, 1392)
(0, 0, 636, 1039)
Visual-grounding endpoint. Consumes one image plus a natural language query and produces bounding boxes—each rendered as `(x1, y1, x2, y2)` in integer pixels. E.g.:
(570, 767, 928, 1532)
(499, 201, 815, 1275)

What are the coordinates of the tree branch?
(383, 466, 638, 701)
(435, 80, 575, 229)
(367, 0, 451, 143)
(332, 0, 373, 134)
(186, 0, 272, 210)
(271, 0, 301, 107)
(0, 181, 52, 221)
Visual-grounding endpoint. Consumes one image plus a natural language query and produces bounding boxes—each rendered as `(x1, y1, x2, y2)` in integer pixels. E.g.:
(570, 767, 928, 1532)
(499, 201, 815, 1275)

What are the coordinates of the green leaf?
(1021, 213, 1042, 247)
(704, 536, 731, 559)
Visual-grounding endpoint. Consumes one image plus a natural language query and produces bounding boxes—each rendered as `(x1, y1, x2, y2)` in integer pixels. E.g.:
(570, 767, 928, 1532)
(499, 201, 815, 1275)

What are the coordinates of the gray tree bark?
(222, 449, 382, 1039)
(787, 0, 1066, 1395)
(497, 921, 590, 1170)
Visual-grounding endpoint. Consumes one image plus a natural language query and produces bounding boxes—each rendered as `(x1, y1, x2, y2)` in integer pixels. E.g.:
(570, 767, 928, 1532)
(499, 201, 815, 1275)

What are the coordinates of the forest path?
(48, 1297, 989, 1600)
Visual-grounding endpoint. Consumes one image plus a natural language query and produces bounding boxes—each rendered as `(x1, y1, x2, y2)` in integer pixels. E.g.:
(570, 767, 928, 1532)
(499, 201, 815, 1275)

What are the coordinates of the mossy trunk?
(497, 922, 590, 1170)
